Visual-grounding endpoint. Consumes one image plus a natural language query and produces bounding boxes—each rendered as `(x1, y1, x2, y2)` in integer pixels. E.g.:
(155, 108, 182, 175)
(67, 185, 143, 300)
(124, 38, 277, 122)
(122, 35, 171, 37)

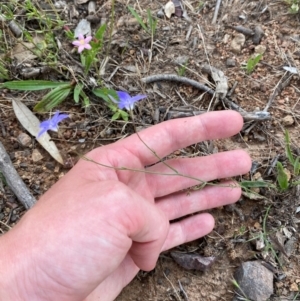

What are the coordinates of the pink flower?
(72, 34, 92, 53)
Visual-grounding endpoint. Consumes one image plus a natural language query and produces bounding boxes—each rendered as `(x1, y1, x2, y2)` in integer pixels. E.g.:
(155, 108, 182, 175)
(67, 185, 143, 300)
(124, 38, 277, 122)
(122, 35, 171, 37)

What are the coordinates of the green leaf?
(80, 89, 90, 107)
(147, 9, 157, 36)
(73, 83, 83, 103)
(252, 53, 263, 66)
(0, 80, 64, 91)
(92, 87, 118, 102)
(240, 180, 273, 189)
(0, 61, 9, 80)
(292, 179, 300, 185)
(107, 103, 118, 112)
(34, 84, 72, 112)
(119, 110, 129, 121)
(84, 52, 95, 74)
(284, 129, 295, 165)
(111, 111, 120, 120)
(294, 157, 300, 176)
(276, 162, 289, 191)
(128, 6, 149, 33)
(245, 53, 262, 74)
(95, 24, 107, 41)
(80, 54, 86, 67)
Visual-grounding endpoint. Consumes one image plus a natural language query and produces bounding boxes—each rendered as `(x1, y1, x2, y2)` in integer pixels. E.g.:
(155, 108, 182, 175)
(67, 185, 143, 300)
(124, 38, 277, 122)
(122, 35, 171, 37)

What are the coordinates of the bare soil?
(1, 0, 300, 300)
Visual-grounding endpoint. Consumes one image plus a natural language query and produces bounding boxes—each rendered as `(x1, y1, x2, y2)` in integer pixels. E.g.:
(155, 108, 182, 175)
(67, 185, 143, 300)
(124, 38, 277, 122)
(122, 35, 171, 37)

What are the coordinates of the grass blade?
(80, 89, 90, 107)
(34, 84, 72, 112)
(95, 24, 107, 40)
(294, 157, 300, 175)
(284, 129, 295, 165)
(128, 6, 149, 33)
(73, 83, 83, 103)
(276, 162, 289, 191)
(240, 180, 273, 188)
(0, 80, 65, 91)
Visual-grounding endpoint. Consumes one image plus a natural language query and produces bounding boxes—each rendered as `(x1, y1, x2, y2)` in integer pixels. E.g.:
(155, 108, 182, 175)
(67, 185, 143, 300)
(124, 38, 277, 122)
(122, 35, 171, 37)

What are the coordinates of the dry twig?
(243, 72, 292, 134)
(0, 142, 36, 209)
(212, 0, 222, 24)
(264, 73, 293, 112)
(141, 74, 271, 122)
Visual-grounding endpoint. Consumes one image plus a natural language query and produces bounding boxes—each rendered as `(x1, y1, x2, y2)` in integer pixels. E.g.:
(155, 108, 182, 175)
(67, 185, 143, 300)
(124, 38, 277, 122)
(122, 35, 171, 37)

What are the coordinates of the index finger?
(113, 110, 243, 166)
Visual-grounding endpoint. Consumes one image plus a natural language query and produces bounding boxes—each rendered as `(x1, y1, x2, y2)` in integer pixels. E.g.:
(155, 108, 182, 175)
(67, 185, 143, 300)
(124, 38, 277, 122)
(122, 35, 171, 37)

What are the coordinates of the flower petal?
(84, 44, 92, 50)
(55, 114, 69, 123)
(51, 111, 61, 123)
(77, 34, 84, 41)
(37, 127, 48, 138)
(117, 91, 131, 102)
(50, 112, 68, 128)
(39, 120, 51, 129)
(84, 36, 93, 43)
(78, 45, 85, 53)
(72, 41, 81, 46)
(131, 94, 147, 103)
(37, 120, 51, 138)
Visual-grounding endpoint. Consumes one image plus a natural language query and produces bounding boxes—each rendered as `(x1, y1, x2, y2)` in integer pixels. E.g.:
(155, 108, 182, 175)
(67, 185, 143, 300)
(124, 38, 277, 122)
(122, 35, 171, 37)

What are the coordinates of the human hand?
(0, 111, 251, 301)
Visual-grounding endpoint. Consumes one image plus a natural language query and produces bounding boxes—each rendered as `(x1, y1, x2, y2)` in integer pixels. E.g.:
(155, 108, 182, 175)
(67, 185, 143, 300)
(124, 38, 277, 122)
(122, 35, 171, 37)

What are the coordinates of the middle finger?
(146, 149, 251, 198)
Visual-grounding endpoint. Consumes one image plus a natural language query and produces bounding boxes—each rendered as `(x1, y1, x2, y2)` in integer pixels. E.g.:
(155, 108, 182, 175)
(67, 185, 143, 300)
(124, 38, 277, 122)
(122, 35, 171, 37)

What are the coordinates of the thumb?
(116, 183, 169, 271)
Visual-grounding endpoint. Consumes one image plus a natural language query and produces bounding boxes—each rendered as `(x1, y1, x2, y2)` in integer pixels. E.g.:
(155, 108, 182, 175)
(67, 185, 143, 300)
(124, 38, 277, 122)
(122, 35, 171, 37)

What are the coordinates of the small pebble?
(234, 261, 273, 301)
(282, 115, 294, 126)
(226, 58, 236, 67)
(19, 163, 28, 169)
(32, 149, 43, 162)
(253, 26, 264, 45)
(45, 162, 55, 171)
(254, 45, 266, 55)
(17, 133, 31, 147)
(180, 276, 191, 286)
(231, 33, 246, 53)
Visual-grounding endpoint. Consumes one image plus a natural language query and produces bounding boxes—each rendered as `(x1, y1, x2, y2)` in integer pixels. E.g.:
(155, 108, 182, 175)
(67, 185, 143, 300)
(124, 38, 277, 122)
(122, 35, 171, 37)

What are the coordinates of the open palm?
(0, 111, 251, 301)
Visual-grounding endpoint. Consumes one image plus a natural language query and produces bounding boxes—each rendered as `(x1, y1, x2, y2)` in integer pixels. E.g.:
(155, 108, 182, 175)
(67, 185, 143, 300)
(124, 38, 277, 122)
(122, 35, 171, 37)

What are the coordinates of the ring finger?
(156, 180, 241, 221)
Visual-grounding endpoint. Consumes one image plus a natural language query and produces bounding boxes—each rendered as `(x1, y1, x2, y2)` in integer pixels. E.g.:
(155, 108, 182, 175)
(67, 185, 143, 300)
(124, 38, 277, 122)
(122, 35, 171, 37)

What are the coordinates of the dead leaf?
(242, 190, 265, 200)
(11, 35, 46, 62)
(210, 69, 228, 100)
(12, 43, 38, 62)
(171, 252, 216, 271)
(12, 100, 64, 165)
(164, 1, 175, 18)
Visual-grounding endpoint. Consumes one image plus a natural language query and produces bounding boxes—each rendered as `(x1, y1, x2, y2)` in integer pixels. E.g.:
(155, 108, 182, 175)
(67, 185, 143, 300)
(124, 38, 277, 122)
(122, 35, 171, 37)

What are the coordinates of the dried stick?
(264, 73, 293, 112)
(142, 74, 215, 95)
(178, 280, 190, 301)
(0, 142, 36, 209)
(166, 109, 270, 121)
(141, 74, 270, 122)
(212, 0, 222, 24)
(244, 73, 292, 134)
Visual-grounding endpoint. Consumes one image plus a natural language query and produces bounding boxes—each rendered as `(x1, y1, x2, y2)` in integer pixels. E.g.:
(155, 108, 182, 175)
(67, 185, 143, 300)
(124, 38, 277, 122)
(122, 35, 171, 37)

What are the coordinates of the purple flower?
(72, 34, 92, 53)
(37, 111, 69, 138)
(114, 91, 147, 111)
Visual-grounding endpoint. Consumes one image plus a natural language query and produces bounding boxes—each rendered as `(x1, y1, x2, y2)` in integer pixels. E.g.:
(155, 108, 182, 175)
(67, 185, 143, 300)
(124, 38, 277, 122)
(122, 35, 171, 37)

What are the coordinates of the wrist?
(0, 225, 36, 301)
(0, 231, 24, 300)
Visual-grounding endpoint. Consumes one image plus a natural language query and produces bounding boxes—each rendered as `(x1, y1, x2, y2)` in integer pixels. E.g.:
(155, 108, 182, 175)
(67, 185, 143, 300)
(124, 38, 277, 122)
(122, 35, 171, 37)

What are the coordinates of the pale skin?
(0, 111, 251, 301)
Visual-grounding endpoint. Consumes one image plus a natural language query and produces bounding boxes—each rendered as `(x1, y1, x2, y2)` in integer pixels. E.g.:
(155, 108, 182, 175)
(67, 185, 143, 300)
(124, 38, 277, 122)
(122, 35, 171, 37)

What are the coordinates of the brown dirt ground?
(1, 0, 300, 300)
